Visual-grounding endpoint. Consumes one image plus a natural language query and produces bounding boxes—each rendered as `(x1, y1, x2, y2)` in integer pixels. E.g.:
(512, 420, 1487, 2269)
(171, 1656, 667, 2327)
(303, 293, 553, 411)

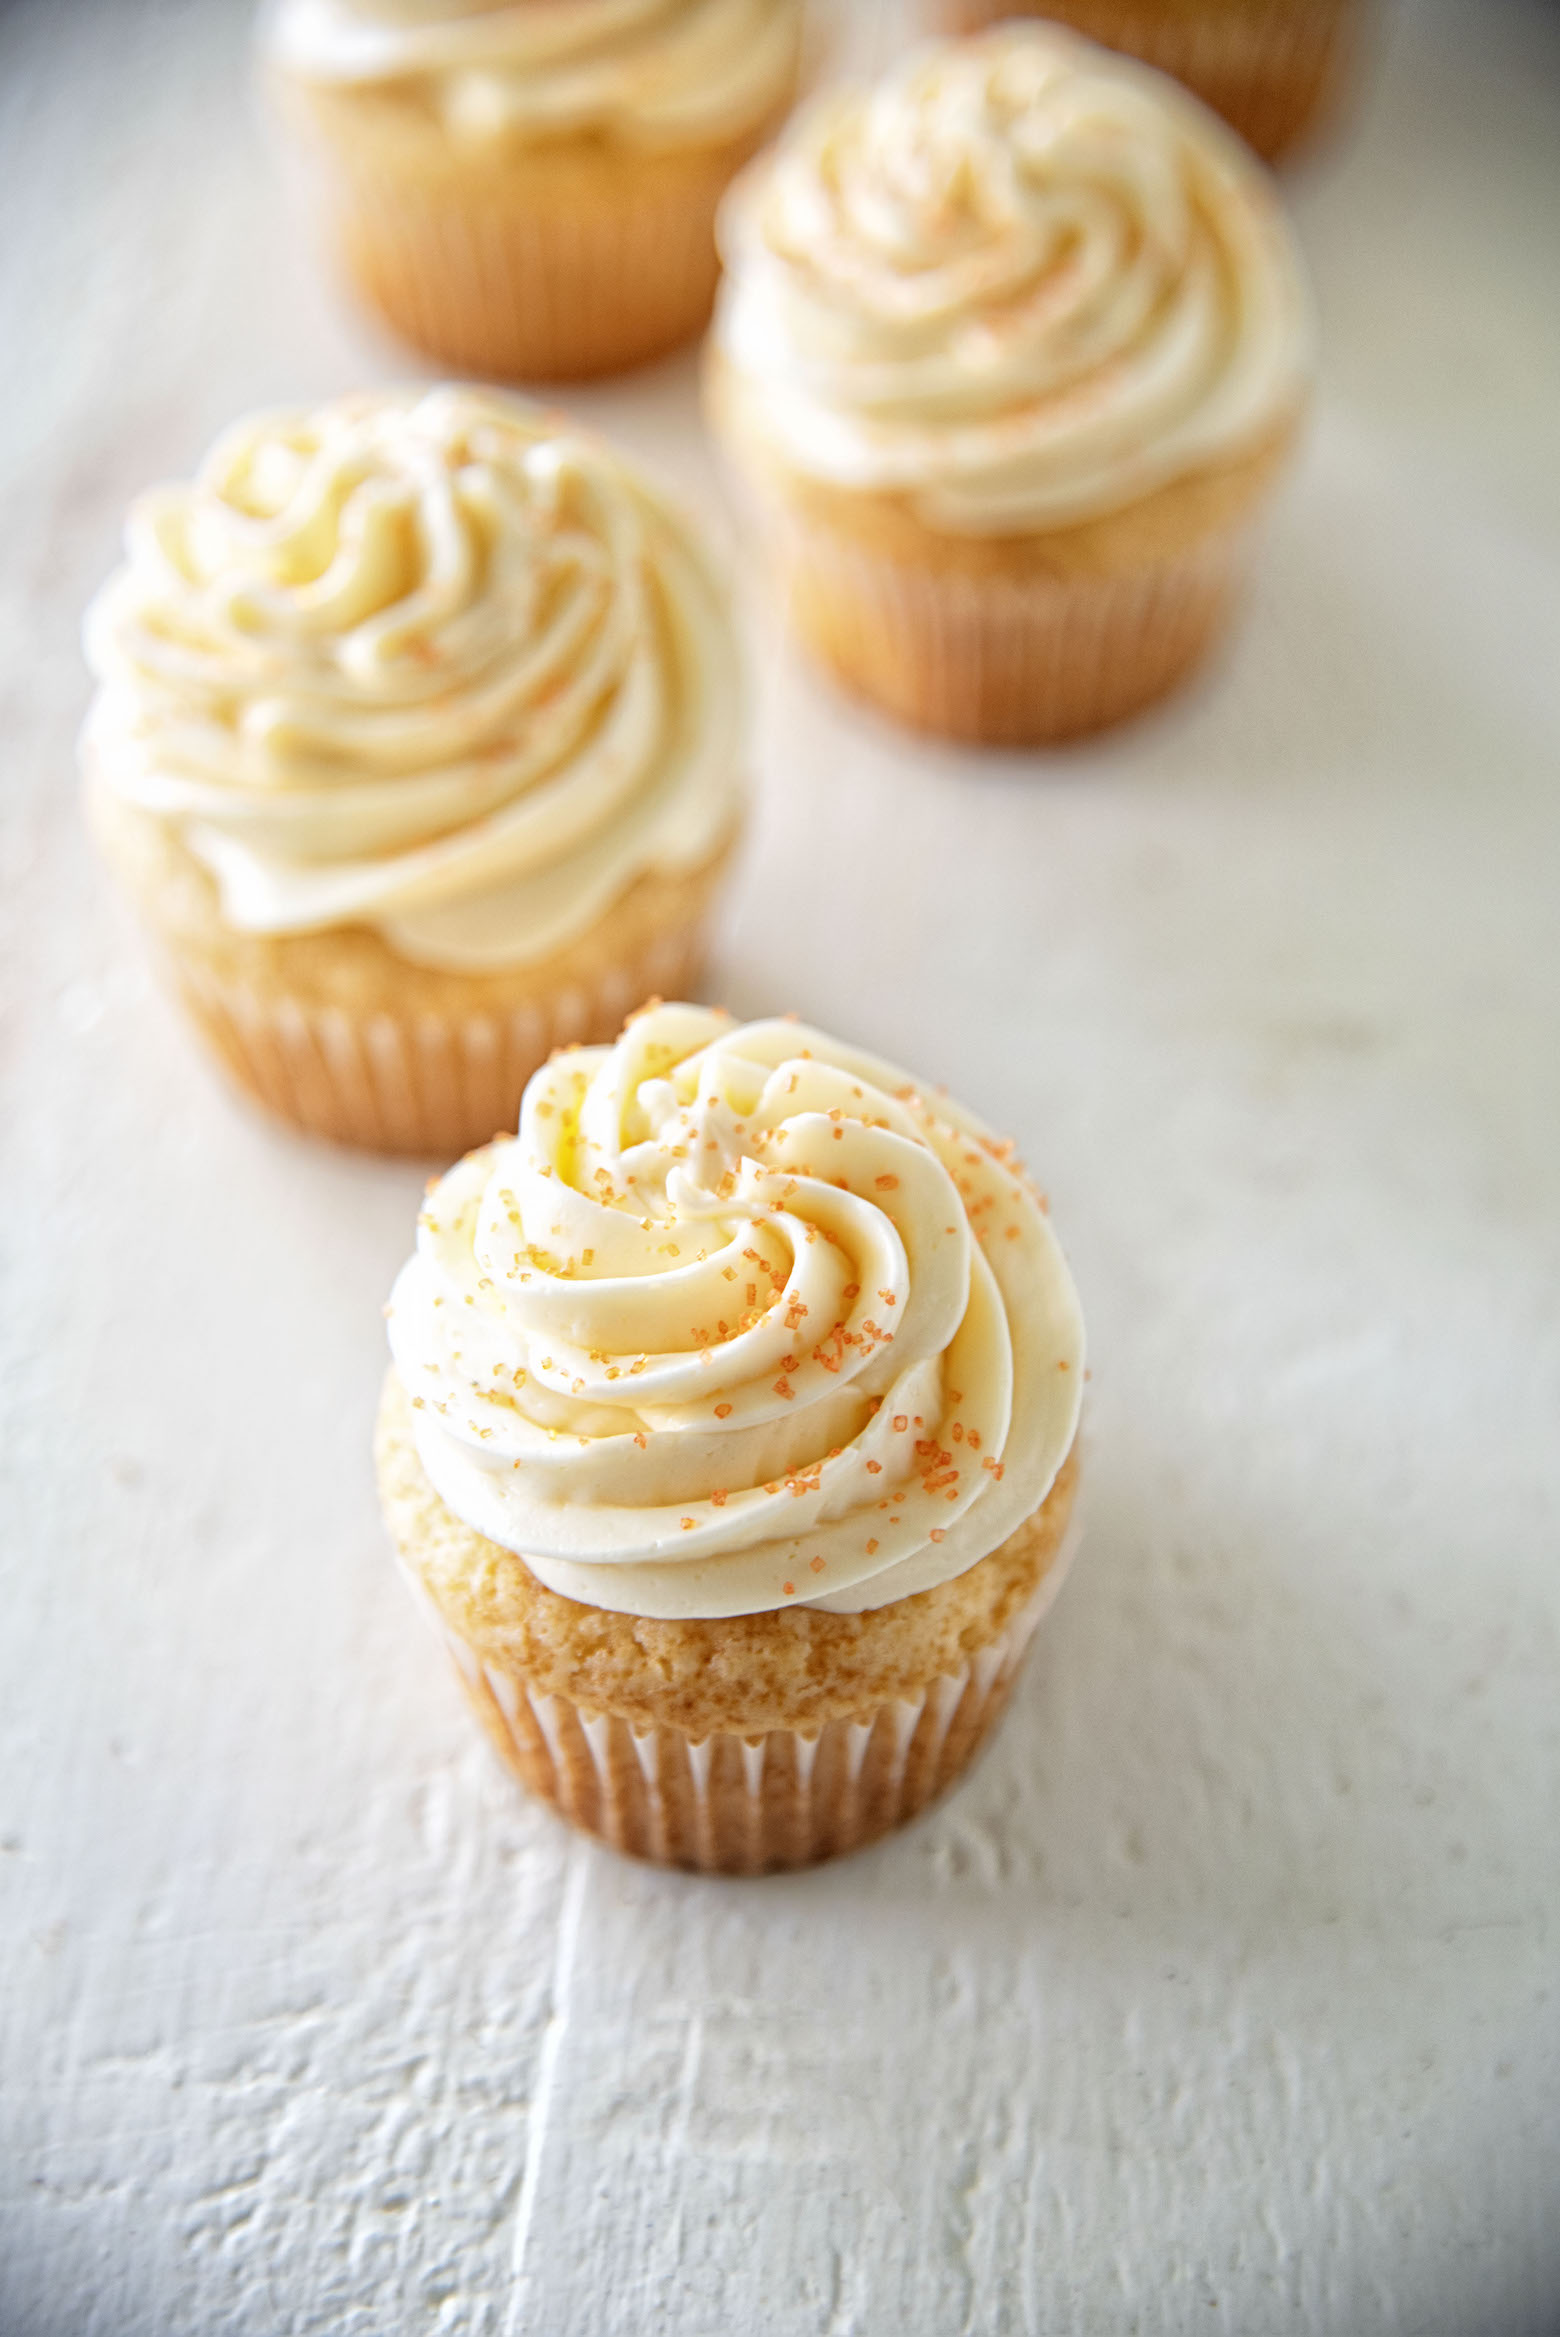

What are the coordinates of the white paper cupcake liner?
(780, 513, 1255, 744)
(163, 915, 705, 1156)
(404, 1519, 1082, 1875)
(305, 143, 735, 379)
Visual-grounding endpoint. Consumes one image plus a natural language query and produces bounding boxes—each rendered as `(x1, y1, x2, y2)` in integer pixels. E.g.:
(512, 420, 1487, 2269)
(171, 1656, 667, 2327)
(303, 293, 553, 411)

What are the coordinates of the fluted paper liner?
(402, 1520, 1080, 1875)
(161, 914, 709, 1156)
(277, 84, 786, 381)
(332, 171, 726, 379)
(781, 511, 1256, 745)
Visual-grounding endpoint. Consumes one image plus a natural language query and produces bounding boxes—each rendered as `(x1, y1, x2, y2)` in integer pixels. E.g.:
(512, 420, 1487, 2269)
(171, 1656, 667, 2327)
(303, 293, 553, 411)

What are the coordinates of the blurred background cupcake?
(263, 0, 809, 379)
(378, 1002, 1085, 1873)
(936, 1, 1365, 163)
(710, 23, 1312, 745)
(82, 385, 744, 1155)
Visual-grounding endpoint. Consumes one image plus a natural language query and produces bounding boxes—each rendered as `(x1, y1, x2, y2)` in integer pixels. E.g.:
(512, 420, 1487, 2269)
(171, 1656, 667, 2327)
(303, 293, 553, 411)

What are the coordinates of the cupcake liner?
(941, 1, 1357, 161)
(307, 142, 741, 380)
(779, 511, 1256, 746)
(403, 1520, 1081, 1875)
(160, 913, 709, 1156)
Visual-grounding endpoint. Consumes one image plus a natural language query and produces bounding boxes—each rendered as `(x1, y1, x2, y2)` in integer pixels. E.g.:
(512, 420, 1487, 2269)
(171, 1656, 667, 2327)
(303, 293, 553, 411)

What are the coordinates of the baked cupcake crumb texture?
(267, 0, 807, 376)
(377, 1004, 1085, 1868)
(82, 388, 743, 1151)
(710, 23, 1311, 740)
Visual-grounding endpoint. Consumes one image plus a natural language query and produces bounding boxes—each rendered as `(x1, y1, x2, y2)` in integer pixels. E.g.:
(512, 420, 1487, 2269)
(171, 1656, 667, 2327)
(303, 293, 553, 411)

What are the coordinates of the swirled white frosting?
(386, 1004, 1084, 1617)
(266, 0, 804, 150)
(713, 24, 1311, 533)
(82, 387, 740, 972)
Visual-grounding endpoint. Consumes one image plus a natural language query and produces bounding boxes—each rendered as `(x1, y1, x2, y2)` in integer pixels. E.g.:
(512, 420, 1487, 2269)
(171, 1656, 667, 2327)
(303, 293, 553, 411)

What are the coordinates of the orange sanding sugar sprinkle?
(929, 1528, 945, 1543)
(866, 1538, 878, 1555)
(680, 1518, 695, 1531)
(892, 1414, 908, 1432)
(714, 1402, 733, 1419)
(782, 1581, 796, 1597)
(865, 1458, 882, 1475)
(874, 1174, 899, 1191)
(809, 1556, 826, 1574)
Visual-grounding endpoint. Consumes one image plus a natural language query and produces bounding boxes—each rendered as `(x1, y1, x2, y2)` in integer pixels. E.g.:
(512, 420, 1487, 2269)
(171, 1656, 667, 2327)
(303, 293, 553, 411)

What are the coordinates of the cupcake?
(377, 1002, 1085, 1873)
(710, 24, 1312, 745)
(937, 1, 1363, 163)
(82, 386, 743, 1156)
(264, 0, 808, 380)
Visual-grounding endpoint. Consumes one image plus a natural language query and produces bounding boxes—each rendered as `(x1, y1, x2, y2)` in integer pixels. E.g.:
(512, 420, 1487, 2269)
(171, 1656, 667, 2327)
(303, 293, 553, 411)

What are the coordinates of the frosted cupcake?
(83, 387, 742, 1155)
(710, 25, 1311, 744)
(265, 0, 807, 379)
(377, 1002, 1084, 1873)
(938, 2, 1363, 163)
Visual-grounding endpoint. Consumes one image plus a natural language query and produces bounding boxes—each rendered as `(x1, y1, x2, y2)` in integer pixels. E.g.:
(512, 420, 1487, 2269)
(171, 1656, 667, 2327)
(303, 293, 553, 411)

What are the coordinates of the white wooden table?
(3, 4, 1559, 2331)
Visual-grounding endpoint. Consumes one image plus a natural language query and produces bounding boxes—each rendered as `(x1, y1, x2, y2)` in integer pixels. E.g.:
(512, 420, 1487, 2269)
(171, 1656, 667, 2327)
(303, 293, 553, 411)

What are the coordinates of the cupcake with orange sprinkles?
(377, 1002, 1084, 1872)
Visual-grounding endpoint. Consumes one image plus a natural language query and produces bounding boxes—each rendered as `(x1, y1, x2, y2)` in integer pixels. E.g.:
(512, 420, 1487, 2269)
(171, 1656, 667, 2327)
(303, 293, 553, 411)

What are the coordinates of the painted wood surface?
(2, 3, 1558, 2331)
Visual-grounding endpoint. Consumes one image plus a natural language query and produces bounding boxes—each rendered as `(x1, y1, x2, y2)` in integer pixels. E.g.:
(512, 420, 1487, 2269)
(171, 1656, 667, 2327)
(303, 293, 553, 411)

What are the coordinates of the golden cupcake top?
(266, 0, 805, 149)
(713, 22, 1312, 533)
(386, 1003, 1084, 1618)
(82, 386, 741, 971)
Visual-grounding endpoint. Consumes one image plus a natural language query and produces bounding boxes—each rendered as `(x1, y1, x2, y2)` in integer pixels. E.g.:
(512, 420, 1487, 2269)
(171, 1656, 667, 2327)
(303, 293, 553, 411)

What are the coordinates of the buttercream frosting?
(386, 1004, 1084, 1618)
(267, 0, 804, 150)
(713, 24, 1311, 534)
(83, 386, 740, 973)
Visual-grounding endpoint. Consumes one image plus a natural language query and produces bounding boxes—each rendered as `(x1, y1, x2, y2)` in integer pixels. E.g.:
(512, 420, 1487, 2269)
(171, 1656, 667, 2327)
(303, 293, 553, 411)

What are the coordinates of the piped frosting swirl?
(83, 387, 740, 971)
(714, 24, 1310, 534)
(386, 1004, 1084, 1617)
(267, 0, 805, 150)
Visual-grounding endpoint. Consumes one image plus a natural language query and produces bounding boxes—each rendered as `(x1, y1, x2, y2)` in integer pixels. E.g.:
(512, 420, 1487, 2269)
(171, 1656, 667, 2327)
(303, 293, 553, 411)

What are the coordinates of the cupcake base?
(283, 86, 791, 380)
(162, 917, 710, 1157)
(417, 1551, 1068, 1873)
(709, 356, 1299, 747)
(939, 0, 1360, 162)
(89, 782, 739, 1156)
(377, 1368, 1081, 1874)
(782, 514, 1252, 745)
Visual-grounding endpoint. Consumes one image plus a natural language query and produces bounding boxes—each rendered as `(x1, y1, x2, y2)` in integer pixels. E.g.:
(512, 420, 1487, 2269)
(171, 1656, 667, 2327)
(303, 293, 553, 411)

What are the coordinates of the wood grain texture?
(3, 2, 1560, 2332)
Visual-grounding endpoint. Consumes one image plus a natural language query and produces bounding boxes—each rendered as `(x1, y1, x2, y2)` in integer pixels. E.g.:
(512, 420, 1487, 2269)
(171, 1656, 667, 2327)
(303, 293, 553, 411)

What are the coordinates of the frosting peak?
(714, 25, 1311, 534)
(386, 1005, 1084, 1617)
(83, 388, 739, 970)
